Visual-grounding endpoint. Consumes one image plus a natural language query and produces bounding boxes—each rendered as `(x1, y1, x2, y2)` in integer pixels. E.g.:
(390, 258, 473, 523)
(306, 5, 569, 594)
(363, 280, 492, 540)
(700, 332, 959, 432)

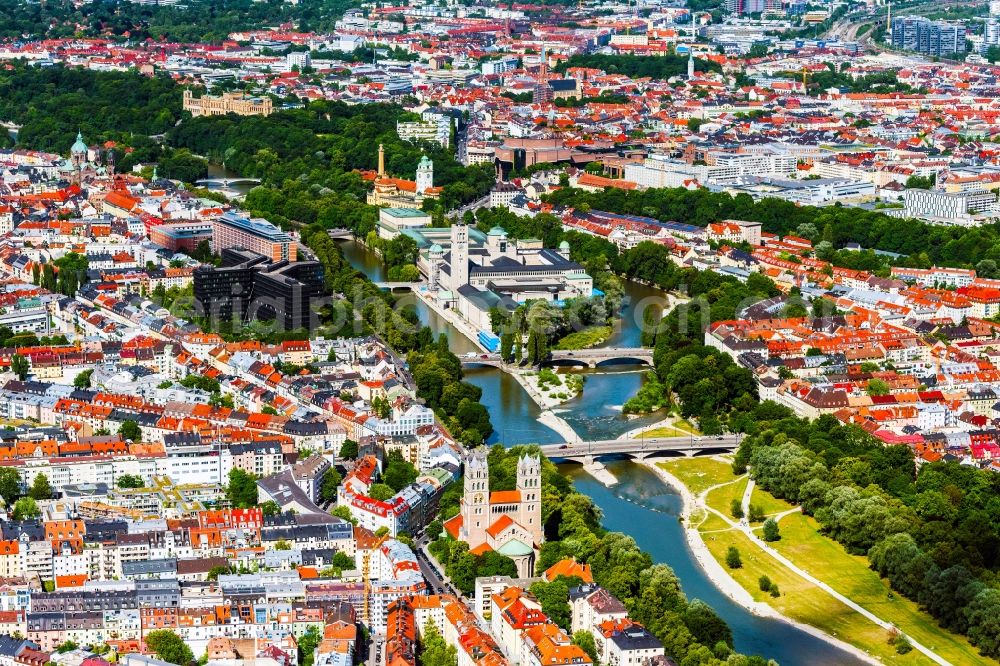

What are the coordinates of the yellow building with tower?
(367, 144, 442, 207)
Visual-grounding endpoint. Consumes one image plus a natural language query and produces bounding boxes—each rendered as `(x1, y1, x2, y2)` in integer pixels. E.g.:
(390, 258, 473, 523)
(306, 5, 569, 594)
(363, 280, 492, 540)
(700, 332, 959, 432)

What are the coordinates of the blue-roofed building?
(478, 330, 501, 352)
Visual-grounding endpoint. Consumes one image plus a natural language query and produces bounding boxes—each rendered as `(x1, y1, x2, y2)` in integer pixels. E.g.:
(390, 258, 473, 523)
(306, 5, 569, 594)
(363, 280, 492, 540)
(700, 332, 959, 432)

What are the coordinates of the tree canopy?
(0, 64, 180, 152)
(419, 621, 457, 666)
(28, 473, 52, 501)
(555, 53, 722, 79)
(383, 450, 418, 492)
(11, 497, 39, 521)
(145, 630, 194, 665)
(0, 468, 21, 506)
(735, 413, 1000, 657)
(543, 183, 1000, 272)
(0, 0, 363, 43)
(170, 99, 492, 234)
(226, 469, 259, 508)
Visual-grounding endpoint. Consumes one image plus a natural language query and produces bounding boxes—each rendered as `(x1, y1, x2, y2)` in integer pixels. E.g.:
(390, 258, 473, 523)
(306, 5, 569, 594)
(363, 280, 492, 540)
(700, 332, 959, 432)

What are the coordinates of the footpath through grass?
(659, 459, 973, 665)
(699, 527, 930, 665)
(748, 485, 795, 516)
(767, 508, 982, 666)
(659, 456, 736, 495)
(706, 476, 748, 518)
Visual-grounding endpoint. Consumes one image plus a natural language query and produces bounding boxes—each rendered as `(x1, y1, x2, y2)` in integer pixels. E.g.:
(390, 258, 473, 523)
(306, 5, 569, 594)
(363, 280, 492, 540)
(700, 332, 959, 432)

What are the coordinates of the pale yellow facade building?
(183, 90, 273, 117)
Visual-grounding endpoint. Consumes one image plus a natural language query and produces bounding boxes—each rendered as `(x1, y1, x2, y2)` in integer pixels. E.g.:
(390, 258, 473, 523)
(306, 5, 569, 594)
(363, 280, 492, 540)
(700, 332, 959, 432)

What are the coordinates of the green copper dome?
(71, 131, 87, 155)
(496, 538, 533, 557)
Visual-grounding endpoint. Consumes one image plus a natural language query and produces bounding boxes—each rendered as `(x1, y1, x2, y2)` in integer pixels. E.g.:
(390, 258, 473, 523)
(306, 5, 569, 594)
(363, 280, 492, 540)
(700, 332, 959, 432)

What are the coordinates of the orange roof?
(576, 172, 637, 190)
(323, 622, 358, 641)
(443, 514, 463, 539)
(485, 514, 515, 539)
(55, 574, 88, 588)
(104, 190, 139, 211)
(375, 177, 417, 193)
(470, 542, 493, 556)
(544, 558, 593, 583)
(490, 490, 521, 504)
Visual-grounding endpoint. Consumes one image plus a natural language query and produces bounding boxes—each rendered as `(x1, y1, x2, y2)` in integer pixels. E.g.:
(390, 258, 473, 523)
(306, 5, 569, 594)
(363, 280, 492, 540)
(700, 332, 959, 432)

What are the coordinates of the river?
(338, 240, 667, 443)
(203, 163, 257, 198)
(338, 238, 864, 665)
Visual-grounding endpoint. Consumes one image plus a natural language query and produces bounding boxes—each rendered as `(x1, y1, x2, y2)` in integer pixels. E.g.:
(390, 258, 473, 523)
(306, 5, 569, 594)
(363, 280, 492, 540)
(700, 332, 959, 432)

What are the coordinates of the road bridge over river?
(195, 177, 261, 188)
(461, 347, 653, 369)
(537, 434, 741, 463)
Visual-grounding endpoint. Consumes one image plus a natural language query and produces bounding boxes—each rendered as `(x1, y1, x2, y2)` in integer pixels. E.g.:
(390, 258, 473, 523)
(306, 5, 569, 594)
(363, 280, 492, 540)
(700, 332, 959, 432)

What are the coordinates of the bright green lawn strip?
(771, 513, 982, 665)
(706, 477, 749, 519)
(749, 485, 796, 516)
(701, 528, 932, 665)
(658, 459, 737, 496)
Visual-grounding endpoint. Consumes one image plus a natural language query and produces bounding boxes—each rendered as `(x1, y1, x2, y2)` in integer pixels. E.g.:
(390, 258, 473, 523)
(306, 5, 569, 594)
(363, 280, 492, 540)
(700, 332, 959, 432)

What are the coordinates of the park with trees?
(662, 449, 987, 663)
(169, 99, 493, 233)
(721, 412, 1000, 658)
(0, 0, 361, 43)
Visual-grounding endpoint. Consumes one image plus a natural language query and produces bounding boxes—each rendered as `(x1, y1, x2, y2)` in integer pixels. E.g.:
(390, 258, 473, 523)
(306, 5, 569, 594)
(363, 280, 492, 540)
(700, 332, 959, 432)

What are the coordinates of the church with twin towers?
(443, 450, 543, 577)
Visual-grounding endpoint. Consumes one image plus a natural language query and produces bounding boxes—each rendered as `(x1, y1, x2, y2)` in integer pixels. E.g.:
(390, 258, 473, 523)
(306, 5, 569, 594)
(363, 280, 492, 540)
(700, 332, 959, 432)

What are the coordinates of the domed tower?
(487, 226, 509, 257)
(71, 131, 88, 168)
(558, 240, 571, 260)
(416, 154, 433, 195)
(428, 243, 444, 290)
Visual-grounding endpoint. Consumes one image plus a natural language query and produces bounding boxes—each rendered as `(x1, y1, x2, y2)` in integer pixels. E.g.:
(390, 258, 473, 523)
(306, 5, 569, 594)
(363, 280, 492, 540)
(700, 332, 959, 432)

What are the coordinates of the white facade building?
(901, 188, 998, 224)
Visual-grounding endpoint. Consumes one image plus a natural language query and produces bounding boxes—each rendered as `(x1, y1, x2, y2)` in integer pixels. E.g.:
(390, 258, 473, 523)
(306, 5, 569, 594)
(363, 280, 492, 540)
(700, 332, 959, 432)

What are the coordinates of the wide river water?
(333, 239, 865, 664)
